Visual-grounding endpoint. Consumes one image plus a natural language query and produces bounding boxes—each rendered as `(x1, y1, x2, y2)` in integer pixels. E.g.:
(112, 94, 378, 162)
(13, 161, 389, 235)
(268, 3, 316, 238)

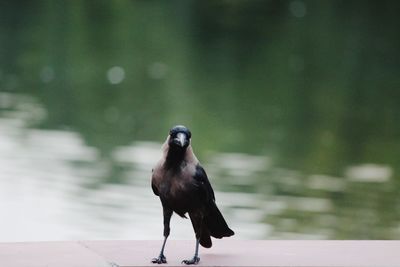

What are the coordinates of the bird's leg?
(182, 238, 200, 265)
(183, 213, 202, 265)
(152, 207, 172, 264)
(152, 236, 167, 264)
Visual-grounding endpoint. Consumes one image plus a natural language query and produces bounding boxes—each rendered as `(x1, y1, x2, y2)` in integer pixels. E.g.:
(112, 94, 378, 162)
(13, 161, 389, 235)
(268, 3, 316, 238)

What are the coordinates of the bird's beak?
(175, 132, 187, 147)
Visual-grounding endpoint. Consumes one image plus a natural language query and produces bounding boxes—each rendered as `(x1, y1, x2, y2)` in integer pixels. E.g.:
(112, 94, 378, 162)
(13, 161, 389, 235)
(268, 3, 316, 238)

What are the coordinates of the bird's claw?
(182, 256, 200, 265)
(152, 254, 167, 264)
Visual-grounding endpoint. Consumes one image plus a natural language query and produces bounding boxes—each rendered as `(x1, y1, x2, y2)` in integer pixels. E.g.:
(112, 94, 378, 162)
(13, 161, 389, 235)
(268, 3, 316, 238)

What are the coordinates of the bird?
(151, 125, 234, 265)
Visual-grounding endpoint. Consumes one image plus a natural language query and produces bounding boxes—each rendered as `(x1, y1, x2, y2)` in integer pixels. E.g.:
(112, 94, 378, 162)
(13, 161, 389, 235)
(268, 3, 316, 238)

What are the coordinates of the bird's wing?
(193, 164, 215, 202)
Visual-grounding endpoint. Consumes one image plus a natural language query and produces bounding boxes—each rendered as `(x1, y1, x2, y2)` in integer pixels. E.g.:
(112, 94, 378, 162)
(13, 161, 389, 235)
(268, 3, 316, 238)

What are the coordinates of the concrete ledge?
(0, 240, 399, 267)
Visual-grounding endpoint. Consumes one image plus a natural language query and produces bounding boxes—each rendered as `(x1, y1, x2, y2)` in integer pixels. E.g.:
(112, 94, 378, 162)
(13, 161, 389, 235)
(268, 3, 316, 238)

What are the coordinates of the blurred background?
(0, 0, 399, 241)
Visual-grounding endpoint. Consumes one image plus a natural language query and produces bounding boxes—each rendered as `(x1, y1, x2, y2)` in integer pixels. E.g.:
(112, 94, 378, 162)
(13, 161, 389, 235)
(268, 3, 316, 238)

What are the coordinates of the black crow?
(151, 125, 234, 265)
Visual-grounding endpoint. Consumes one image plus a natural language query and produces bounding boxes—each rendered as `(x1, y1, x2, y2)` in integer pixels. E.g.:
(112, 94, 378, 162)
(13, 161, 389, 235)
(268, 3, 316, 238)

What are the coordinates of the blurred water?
(0, 93, 399, 241)
(0, 1, 400, 241)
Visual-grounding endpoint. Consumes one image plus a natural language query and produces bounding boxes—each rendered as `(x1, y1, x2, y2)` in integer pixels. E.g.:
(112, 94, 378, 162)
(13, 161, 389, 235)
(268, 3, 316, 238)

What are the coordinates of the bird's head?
(168, 125, 191, 150)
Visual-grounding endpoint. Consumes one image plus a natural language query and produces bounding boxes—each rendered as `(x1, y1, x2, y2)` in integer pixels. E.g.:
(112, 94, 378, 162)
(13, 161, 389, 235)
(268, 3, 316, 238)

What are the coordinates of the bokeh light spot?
(107, 66, 125, 84)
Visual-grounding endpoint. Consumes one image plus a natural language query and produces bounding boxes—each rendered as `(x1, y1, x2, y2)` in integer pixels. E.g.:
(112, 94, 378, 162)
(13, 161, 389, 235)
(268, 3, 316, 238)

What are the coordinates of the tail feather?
(204, 202, 234, 239)
(199, 228, 212, 248)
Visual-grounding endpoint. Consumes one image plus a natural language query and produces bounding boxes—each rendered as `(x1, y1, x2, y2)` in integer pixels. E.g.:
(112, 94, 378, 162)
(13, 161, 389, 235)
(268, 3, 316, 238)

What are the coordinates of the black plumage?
(151, 125, 234, 265)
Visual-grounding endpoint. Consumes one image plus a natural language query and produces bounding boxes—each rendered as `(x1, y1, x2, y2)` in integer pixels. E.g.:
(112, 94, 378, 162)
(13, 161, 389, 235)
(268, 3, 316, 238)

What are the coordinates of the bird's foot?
(151, 254, 167, 264)
(182, 256, 200, 265)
